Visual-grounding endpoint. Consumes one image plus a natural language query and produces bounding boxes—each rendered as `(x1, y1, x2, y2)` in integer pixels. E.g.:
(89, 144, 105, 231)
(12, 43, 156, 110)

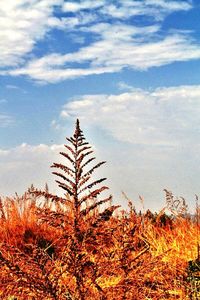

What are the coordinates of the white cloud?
(60, 85, 200, 146)
(0, 0, 197, 82)
(8, 26, 200, 83)
(145, 0, 192, 11)
(0, 0, 63, 67)
(0, 0, 104, 69)
(0, 141, 197, 211)
(101, 0, 192, 20)
(0, 142, 112, 205)
(0, 143, 64, 197)
(45, 83, 200, 211)
(0, 108, 199, 211)
(8, 64, 119, 83)
(4, 22, 200, 83)
(62, 0, 191, 20)
(117, 81, 135, 91)
(62, 0, 105, 13)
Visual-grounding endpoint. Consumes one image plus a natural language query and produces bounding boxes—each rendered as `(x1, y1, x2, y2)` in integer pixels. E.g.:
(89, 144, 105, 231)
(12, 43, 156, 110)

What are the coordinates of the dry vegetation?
(0, 120, 199, 299)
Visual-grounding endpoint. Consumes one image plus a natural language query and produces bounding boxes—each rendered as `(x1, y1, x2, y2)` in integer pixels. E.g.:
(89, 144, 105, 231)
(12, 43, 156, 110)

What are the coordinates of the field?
(0, 120, 199, 300)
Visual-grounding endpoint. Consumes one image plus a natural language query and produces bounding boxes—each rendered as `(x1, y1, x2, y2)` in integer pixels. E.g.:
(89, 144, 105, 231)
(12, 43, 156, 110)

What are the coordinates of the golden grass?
(0, 192, 199, 299)
(0, 120, 199, 299)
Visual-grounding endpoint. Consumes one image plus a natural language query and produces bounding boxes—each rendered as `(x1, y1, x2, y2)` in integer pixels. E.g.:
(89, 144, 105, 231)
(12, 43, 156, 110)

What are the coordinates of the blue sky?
(0, 0, 200, 212)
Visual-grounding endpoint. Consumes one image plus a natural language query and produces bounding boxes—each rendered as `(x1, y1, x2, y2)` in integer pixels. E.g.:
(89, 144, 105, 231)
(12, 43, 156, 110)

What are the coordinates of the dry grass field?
(0, 120, 199, 299)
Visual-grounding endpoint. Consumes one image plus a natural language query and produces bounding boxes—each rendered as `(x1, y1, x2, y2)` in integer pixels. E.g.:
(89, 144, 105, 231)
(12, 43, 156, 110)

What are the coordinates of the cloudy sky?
(0, 0, 200, 212)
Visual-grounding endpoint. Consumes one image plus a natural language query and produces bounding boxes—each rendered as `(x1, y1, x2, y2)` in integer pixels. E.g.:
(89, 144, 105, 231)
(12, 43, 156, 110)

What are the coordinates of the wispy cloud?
(0, 114, 14, 127)
(63, 0, 192, 21)
(0, 99, 7, 104)
(0, 0, 197, 83)
(59, 85, 200, 146)
(5, 25, 200, 83)
(6, 85, 21, 90)
(6, 84, 27, 93)
(100, 0, 192, 20)
(117, 81, 135, 91)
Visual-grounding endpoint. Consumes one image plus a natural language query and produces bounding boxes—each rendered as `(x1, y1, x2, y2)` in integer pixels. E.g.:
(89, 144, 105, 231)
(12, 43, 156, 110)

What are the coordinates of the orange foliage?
(0, 120, 199, 299)
(0, 192, 199, 299)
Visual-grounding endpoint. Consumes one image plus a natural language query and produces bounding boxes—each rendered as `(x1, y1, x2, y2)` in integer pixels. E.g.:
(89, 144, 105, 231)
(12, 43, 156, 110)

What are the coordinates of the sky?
(0, 0, 200, 212)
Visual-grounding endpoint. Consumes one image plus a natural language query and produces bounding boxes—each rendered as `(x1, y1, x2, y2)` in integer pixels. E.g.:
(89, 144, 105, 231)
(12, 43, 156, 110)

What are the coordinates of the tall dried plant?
(31, 119, 119, 299)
